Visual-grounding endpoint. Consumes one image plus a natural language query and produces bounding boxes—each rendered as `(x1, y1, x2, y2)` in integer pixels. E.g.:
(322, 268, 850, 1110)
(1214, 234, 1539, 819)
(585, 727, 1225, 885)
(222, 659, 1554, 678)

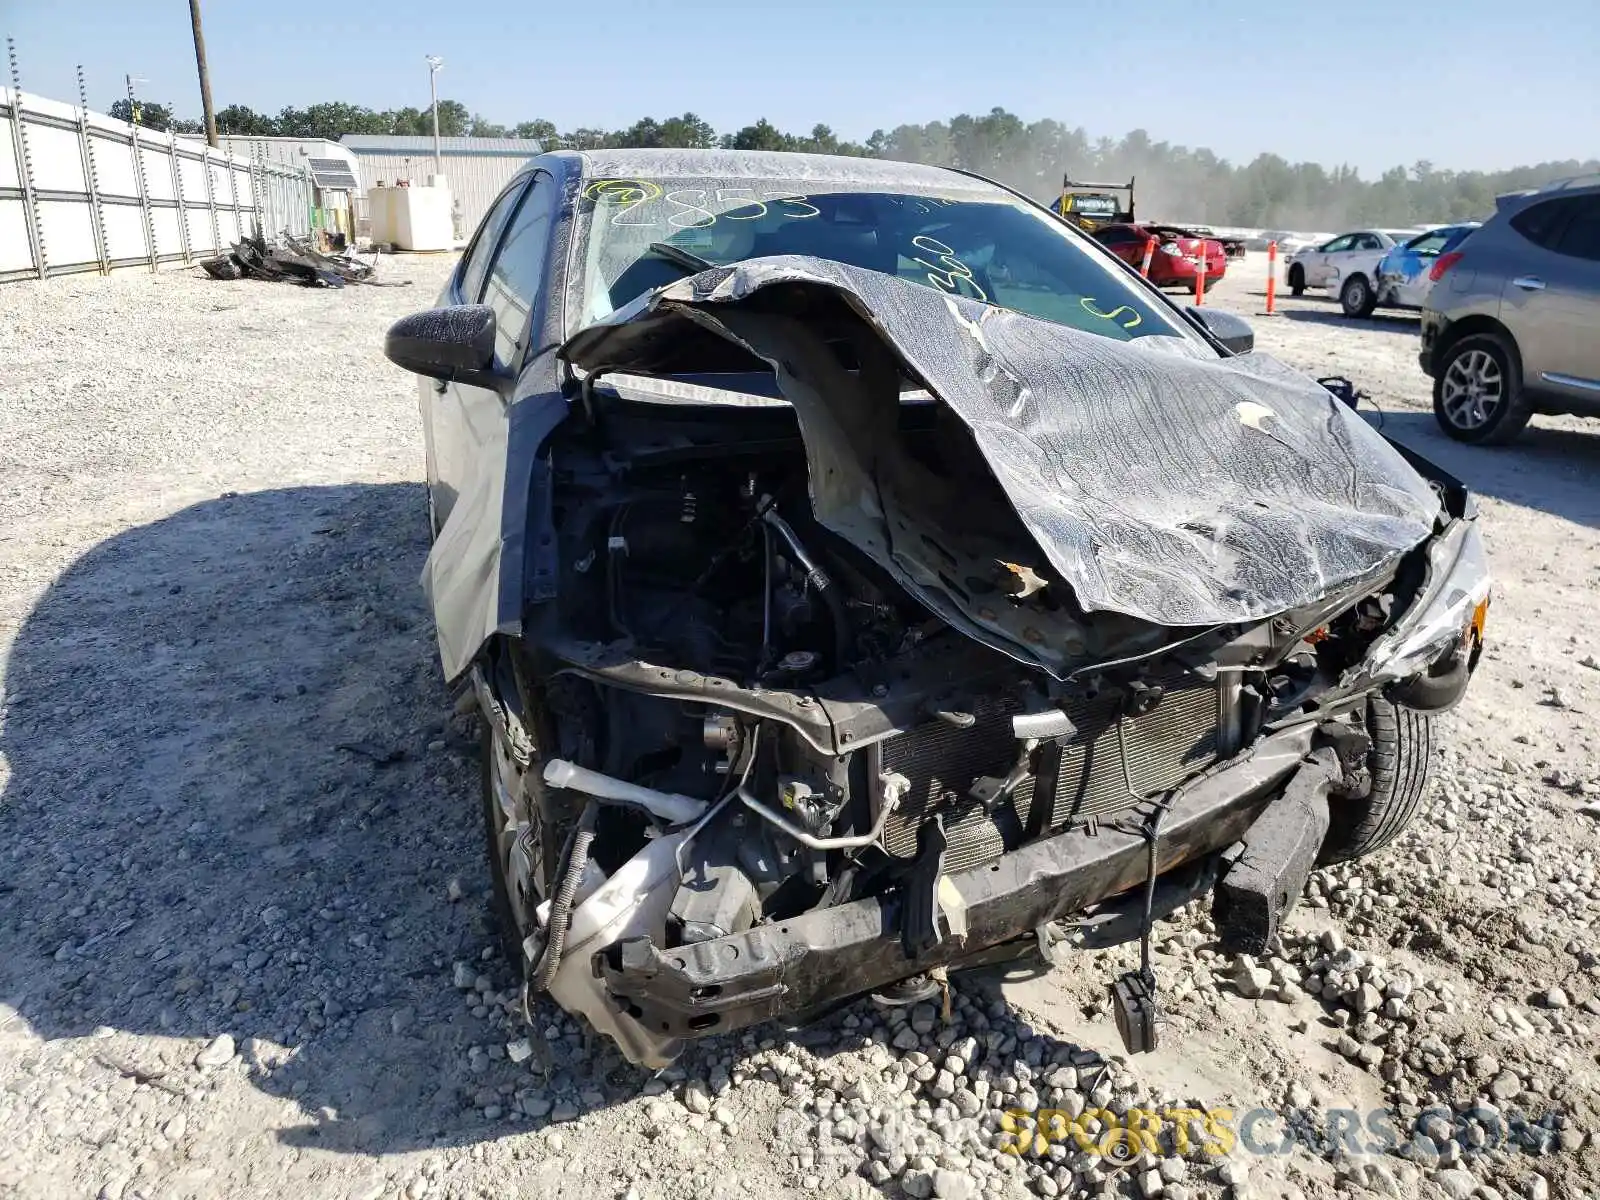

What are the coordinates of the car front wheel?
(1340, 275, 1377, 318)
(480, 720, 545, 969)
(1320, 698, 1434, 864)
(1288, 264, 1305, 295)
(1432, 331, 1530, 445)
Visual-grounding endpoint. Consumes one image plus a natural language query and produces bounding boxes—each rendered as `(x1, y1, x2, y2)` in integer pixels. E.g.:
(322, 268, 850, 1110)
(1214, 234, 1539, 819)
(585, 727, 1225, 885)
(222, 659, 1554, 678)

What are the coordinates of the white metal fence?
(0, 72, 313, 283)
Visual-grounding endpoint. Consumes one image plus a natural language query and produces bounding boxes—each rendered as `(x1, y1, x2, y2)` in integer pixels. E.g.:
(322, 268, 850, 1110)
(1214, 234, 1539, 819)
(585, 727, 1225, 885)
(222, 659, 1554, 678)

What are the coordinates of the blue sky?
(7, 0, 1597, 175)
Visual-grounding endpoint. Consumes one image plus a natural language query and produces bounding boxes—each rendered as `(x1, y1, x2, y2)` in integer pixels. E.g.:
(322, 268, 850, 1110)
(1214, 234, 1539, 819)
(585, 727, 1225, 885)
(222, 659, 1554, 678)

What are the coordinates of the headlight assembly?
(1365, 519, 1490, 685)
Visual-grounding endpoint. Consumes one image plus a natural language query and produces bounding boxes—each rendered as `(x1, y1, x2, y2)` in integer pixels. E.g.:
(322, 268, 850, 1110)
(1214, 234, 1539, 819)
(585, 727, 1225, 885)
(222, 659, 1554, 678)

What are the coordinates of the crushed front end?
(478, 258, 1487, 1067)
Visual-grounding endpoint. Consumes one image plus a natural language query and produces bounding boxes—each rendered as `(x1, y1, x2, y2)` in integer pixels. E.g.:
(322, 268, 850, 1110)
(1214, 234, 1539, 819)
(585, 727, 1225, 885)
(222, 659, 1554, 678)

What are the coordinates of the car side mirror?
(384, 304, 501, 388)
(1185, 305, 1255, 355)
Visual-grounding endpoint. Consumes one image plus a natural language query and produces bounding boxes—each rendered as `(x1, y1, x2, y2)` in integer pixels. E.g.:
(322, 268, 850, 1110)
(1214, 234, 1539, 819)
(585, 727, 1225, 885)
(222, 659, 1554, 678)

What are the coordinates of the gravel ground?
(2, 252, 1599, 1200)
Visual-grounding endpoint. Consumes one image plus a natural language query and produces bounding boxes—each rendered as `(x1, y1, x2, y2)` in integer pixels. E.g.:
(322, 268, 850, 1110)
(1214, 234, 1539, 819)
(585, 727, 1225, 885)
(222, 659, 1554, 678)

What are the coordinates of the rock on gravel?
(931, 1168, 978, 1200)
(196, 1033, 236, 1069)
(1433, 1168, 1479, 1200)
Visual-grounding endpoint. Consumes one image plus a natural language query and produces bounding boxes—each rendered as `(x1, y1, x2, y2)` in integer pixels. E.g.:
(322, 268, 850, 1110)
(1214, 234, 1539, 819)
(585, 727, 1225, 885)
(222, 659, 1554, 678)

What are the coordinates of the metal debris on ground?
(200, 233, 409, 289)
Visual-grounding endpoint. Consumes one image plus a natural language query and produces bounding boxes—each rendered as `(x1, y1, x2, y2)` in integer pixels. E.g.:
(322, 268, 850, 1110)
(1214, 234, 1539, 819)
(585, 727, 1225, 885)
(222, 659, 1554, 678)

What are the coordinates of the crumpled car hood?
(561, 255, 1441, 652)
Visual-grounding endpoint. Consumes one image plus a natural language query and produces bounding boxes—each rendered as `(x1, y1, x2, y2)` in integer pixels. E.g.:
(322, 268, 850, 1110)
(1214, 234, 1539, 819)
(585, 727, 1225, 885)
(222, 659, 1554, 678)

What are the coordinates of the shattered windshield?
(573, 176, 1192, 344)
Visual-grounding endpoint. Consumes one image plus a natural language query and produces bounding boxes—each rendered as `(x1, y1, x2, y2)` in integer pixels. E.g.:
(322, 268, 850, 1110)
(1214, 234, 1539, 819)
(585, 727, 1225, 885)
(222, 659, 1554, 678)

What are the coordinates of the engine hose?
(529, 801, 598, 994)
(761, 508, 852, 669)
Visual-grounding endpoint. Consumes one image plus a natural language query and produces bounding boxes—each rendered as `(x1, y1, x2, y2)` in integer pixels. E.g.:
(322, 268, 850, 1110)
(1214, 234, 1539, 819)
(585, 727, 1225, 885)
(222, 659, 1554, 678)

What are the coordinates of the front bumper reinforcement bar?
(600, 724, 1321, 1040)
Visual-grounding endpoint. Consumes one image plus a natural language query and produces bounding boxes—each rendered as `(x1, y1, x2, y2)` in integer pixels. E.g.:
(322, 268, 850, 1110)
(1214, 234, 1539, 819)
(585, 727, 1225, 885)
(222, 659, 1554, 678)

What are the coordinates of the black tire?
(1288, 265, 1305, 296)
(1432, 331, 1530, 445)
(1203, 274, 1221, 293)
(1321, 698, 1434, 864)
(480, 723, 530, 968)
(1340, 274, 1377, 318)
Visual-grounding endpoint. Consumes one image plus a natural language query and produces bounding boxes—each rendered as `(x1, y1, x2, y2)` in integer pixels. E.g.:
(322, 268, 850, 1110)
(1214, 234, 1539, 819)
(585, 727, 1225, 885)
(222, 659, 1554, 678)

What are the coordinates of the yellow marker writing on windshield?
(1080, 297, 1142, 330)
(910, 235, 989, 302)
(585, 179, 664, 227)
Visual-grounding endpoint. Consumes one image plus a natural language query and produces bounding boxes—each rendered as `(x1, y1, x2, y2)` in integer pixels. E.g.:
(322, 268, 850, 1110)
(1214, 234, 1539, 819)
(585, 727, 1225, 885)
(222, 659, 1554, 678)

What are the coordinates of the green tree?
(383, 106, 428, 136)
(514, 119, 558, 143)
(215, 104, 275, 135)
(434, 100, 470, 137)
(657, 113, 717, 148)
(275, 102, 388, 139)
(562, 128, 613, 150)
(721, 118, 795, 152)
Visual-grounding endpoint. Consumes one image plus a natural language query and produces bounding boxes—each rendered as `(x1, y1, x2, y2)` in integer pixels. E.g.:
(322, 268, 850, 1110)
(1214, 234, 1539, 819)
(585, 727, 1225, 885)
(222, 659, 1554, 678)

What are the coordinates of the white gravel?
(2, 253, 1599, 1200)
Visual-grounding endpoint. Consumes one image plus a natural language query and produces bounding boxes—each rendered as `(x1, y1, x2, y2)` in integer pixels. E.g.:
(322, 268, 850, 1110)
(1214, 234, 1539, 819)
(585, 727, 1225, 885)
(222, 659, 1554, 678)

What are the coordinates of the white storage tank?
(366, 179, 455, 252)
(339, 135, 543, 238)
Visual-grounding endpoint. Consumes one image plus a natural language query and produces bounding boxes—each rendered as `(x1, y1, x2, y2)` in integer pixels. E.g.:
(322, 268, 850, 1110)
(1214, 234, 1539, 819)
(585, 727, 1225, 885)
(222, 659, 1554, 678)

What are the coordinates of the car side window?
(1097, 228, 1137, 245)
(1356, 234, 1383, 251)
(1323, 235, 1355, 253)
(1552, 199, 1600, 263)
(482, 174, 558, 369)
(1509, 198, 1579, 251)
(459, 182, 528, 303)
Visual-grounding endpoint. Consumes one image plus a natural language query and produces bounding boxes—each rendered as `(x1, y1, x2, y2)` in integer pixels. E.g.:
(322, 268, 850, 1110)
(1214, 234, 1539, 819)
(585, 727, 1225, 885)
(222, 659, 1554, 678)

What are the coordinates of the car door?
(1504, 196, 1600, 399)
(432, 170, 559, 533)
(425, 168, 567, 682)
(1328, 231, 1382, 282)
(423, 178, 530, 533)
(1303, 234, 1354, 285)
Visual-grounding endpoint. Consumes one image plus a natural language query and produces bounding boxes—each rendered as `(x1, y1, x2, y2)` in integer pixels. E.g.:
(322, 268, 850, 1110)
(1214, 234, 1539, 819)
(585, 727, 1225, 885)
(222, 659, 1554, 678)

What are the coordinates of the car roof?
(1540, 173, 1600, 193)
(538, 146, 1004, 197)
(1494, 176, 1600, 213)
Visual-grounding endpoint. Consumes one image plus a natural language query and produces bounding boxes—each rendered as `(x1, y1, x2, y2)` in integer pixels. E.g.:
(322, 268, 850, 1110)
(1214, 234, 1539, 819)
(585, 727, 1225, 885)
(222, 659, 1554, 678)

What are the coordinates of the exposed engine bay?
(481, 373, 1474, 1065)
(448, 254, 1489, 1067)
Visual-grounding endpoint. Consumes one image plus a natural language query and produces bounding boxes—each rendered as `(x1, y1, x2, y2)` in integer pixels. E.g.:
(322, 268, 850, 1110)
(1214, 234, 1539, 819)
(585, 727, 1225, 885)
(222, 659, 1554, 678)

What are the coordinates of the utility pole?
(425, 55, 443, 178)
(188, 0, 218, 147)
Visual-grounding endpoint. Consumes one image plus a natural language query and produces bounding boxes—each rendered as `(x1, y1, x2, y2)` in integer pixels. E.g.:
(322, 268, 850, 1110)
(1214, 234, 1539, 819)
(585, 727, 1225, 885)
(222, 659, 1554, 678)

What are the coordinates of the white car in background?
(1284, 230, 1419, 297)
(1276, 231, 1330, 256)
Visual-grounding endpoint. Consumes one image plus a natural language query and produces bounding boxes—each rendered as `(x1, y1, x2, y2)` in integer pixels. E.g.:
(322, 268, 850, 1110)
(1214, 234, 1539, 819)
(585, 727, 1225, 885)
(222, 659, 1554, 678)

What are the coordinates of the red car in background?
(1092, 223, 1227, 291)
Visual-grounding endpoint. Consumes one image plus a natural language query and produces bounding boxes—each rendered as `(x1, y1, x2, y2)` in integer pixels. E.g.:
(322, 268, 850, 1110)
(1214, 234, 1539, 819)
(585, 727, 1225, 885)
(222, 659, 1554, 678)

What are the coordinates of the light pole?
(124, 73, 145, 124)
(425, 55, 443, 179)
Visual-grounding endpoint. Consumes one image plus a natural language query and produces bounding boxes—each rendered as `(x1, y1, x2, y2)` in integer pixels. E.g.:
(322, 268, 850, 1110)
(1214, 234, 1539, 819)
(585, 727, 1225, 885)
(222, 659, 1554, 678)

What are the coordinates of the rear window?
(1553, 200, 1600, 262)
(1509, 198, 1580, 249)
(1095, 227, 1141, 245)
(1406, 228, 1474, 256)
(1405, 231, 1449, 254)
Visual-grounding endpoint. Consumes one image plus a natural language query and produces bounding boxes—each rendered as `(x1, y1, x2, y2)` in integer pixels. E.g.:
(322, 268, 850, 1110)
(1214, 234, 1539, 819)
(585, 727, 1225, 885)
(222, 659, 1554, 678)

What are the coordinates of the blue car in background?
(1374, 223, 1480, 310)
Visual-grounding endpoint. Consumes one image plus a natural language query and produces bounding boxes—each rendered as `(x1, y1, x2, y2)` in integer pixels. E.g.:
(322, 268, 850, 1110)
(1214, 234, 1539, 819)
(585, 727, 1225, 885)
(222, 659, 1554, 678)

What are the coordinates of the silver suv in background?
(1423, 177, 1600, 444)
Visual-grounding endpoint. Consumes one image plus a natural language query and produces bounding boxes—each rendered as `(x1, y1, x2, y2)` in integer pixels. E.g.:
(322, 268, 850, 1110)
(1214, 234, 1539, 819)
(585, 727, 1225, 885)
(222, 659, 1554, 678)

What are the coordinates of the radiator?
(876, 670, 1220, 873)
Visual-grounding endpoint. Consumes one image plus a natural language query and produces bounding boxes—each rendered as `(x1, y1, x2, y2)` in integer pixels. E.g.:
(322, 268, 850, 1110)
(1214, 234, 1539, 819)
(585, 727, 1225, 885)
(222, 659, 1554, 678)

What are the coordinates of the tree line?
(114, 96, 1597, 229)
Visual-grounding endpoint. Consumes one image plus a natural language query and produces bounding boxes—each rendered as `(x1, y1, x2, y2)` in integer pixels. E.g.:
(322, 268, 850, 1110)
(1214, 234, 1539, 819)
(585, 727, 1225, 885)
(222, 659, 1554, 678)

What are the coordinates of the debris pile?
(200, 233, 401, 289)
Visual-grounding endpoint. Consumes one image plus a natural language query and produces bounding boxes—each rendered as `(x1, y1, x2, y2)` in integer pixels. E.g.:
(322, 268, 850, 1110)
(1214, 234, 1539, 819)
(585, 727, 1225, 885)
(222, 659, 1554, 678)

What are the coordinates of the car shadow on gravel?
(1371, 411, 1600, 529)
(0, 482, 566, 1157)
(0, 480, 1226, 1167)
(1282, 308, 1420, 337)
